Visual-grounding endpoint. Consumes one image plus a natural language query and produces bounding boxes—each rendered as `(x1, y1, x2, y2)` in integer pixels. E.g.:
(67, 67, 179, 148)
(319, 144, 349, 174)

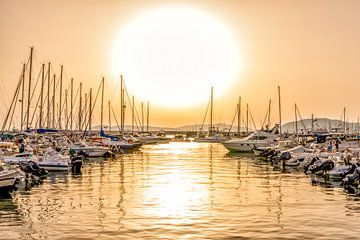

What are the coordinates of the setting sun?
(111, 7, 241, 108)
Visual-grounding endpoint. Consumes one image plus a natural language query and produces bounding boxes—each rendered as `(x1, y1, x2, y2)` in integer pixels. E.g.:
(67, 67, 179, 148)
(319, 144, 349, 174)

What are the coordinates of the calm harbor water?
(1, 142, 360, 239)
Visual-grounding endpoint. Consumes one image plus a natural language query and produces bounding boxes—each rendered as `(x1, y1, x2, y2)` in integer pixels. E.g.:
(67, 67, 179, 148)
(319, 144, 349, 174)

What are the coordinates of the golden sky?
(1, 0, 360, 128)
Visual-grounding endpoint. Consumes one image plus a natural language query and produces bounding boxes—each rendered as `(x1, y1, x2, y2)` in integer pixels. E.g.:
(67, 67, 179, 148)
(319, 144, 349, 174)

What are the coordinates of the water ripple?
(1, 142, 360, 239)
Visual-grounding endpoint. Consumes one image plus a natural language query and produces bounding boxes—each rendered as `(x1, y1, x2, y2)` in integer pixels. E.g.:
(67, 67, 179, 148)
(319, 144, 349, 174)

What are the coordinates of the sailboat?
(194, 87, 227, 143)
(222, 86, 282, 152)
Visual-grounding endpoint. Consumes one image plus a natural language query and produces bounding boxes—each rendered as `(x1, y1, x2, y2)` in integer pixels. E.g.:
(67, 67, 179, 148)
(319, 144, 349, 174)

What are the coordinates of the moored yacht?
(0, 167, 20, 193)
(3, 152, 38, 164)
(70, 142, 113, 158)
(194, 133, 228, 143)
(37, 149, 71, 171)
(222, 125, 280, 152)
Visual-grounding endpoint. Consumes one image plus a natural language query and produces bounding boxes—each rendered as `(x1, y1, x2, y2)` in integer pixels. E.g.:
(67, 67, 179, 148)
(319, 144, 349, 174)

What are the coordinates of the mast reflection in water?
(1, 142, 360, 239)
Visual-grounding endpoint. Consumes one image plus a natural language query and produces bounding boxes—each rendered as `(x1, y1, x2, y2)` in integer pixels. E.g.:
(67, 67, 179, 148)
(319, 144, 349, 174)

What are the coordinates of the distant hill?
(93, 123, 252, 132)
(92, 118, 358, 133)
(282, 118, 357, 133)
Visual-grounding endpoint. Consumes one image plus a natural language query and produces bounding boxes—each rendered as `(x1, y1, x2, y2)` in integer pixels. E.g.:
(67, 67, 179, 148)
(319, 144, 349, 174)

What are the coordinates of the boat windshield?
(248, 136, 268, 140)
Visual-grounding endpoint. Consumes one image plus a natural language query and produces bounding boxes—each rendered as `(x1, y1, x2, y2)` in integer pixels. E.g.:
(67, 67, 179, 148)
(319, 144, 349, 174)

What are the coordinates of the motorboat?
(102, 137, 142, 151)
(137, 132, 159, 144)
(194, 134, 228, 143)
(222, 125, 280, 152)
(70, 141, 114, 158)
(37, 149, 71, 171)
(343, 167, 360, 186)
(0, 166, 20, 193)
(3, 152, 38, 164)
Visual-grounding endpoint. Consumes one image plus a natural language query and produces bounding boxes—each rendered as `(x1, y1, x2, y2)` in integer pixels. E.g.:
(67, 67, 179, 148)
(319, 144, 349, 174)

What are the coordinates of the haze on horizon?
(0, 0, 360, 128)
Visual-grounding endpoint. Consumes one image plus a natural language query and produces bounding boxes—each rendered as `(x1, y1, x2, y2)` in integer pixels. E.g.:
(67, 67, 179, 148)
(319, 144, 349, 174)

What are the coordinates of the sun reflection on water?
(141, 142, 209, 222)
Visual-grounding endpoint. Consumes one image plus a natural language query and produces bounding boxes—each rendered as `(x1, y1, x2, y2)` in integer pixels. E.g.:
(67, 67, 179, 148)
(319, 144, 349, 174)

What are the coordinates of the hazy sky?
(1, 0, 360, 128)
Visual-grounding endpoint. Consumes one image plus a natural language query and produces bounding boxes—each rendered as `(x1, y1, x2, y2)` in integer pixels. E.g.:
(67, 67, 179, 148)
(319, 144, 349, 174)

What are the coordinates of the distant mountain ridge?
(93, 118, 357, 133)
(282, 118, 356, 133)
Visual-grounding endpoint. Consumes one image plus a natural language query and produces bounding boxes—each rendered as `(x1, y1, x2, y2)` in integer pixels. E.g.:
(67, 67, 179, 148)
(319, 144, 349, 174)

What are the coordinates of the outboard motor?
(20, 161, 48, 177)
(268, 150, 280, 160)
(278, 152, 291, 161)
(273, 151, 291, 166)
(304, 157, 319, 172)
(307, 159, 335, 174)
(110, 146, 124, 155)
(103, 151, 115, 158)
(71, 155, 84, 173)
(343, 167, 360, 186)
(340, 162, 360, 178)
(260, 148, 274, 157)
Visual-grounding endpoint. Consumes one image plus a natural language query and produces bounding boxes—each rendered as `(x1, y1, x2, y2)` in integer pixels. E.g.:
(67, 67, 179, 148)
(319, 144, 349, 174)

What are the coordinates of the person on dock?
(335, 139, 340, 152)
(19, 141, 25, 153)
(327, 141, 333, 152)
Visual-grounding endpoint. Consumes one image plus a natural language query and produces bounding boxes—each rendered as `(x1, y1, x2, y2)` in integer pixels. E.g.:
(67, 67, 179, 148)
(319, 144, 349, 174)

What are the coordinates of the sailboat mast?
(26, 47, 33, 130)
(47, 62, 51, 128)
(246, 103, 249, 133)
(120, 75, 123, 133)
(100, 77, 104, 130)
(132, 96, 134, 133)
(146, 101, 149, 132)
(237, 97, 241, 136)
(1, 74, 22, 132)
(52, 74, 56, 128)
(39, 63, 45, 129)
(278, 86, 282, 136)
(58, 65, 63, 129)
(344, 107, 346, 134)
(141, 102, 144, 132)
(311, 113, 314, 131)
(89, 88, 92, 131)
(268, 99, 271, 131)
(108, 101, 111, 133)
(122, 88, 125, 132)
(83, 92, 87, 130)
(65, 89, 68, 130)
(70, 78, 73, 130)
(20, 63, 25, 131)
(210, 86, 213, 137)
(295, 103, 298, 137)
(78, 82, 82, 131)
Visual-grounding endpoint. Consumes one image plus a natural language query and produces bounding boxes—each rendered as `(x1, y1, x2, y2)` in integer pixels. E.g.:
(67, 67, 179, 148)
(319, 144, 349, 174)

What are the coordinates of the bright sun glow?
(111, 7, 241, 108)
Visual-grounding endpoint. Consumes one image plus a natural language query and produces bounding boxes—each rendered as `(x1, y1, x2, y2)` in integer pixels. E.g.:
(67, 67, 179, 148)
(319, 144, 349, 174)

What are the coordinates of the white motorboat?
(3, 152, 38, 164)
(37, 149, 71, 171)
(102, 138, 142, 151)
(138, 132, 159, 144)
(222, 125, 280, 152)
(70, 142, 113, 158)
(194, 134, 228, 143)
(284, 149, 341, 168)
(0, 167, 19, 192)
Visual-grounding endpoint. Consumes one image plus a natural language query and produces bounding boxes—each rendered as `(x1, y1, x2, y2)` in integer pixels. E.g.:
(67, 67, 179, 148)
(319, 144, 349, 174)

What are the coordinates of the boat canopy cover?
(36, 128, 59, 134)
(0, 133, 14, 140)
(316, 135, 327, 144)
(100, 129, 120, 141)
